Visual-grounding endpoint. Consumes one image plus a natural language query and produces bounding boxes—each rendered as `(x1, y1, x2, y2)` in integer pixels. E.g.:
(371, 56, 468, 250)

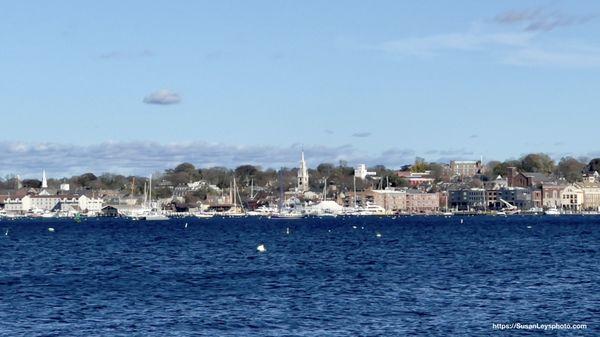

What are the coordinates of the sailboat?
(135, 175, 169, 221)
(222, 175, 245, 217)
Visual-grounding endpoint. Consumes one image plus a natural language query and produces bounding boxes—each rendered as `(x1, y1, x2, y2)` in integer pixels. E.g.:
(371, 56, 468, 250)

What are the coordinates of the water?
(0, 216, 598, 336)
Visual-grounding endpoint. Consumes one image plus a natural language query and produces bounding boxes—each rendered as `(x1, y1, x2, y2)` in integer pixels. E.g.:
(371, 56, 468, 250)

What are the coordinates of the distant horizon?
(0, 140, 596, 179)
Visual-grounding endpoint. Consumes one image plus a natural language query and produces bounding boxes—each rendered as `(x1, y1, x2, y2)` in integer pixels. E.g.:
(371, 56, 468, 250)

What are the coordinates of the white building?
(4, 194, 103, 214)
(354, 164, 376, 180)
(297, 151, 309, 193)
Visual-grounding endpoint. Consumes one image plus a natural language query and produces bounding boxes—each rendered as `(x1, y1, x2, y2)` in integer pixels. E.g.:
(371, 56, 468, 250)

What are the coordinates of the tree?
(411, 157, 428, 172)
(428, 163, 447, 182)
(235, 165, 259, 185)
(22, 179, 42, 188)
(387, 175, 408, 188)
(73, 173, 99, 189)
(317, 163, 335, 176)
(557, 157, 585, 182)
(520, 153, 555, 174)
(586, 158, 600, 173)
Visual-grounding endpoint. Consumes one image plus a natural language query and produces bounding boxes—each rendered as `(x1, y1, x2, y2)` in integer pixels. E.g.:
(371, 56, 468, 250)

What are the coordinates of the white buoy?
(48, 227, 55, 232)
(527, 225, 532, 229)
(4, 229, 8, 236)
(286, 227, 290, 235)
(257, 244, 266, 253)
(184, 223, 188, 228)
(460, 219, 464, 224)
(361, 226, 364, 230)
(328, 229, 331, 233)
(352, 225, 357, 229)
(376, 232, 382, 238)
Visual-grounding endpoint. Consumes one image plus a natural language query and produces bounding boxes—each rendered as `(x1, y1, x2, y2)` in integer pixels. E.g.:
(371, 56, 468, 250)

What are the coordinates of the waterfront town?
(1, 152, 600, 219)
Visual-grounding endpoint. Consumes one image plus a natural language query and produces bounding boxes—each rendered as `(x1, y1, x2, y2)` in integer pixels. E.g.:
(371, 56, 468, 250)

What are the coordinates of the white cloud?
(377, 32, 534, 57)
(143, 90, 181, 105)
(503, 45, 600, 68)
(374, 28, 600, 68)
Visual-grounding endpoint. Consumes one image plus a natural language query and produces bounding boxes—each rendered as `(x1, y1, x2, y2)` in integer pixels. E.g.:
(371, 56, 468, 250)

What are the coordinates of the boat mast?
(143, 181, 148, 207)
(233, 176, 237, 208)
(353, 175, 357, 208)
(149, 174, 152, 207)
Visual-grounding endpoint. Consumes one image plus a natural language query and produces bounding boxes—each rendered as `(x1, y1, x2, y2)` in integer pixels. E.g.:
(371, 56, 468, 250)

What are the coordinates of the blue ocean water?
(0, 216, 598, 336)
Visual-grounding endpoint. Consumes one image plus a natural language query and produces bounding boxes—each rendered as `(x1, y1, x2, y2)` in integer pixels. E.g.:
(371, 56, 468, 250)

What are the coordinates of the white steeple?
(297, 150, 309, 193)
(42, 170, 48, 189)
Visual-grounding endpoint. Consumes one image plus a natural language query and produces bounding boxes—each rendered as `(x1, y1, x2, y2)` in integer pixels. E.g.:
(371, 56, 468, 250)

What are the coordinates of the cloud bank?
(0, 141, 422, 177)
(143, 90, 181, 105)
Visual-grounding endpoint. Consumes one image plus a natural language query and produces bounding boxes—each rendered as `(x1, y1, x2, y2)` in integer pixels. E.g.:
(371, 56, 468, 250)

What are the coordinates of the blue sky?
(2, 1, 600, 176)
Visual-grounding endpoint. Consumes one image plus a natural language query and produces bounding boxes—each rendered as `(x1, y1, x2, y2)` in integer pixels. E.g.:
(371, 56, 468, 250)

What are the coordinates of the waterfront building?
(561, 185, 583, 211)
(371, 189, 406, 212)
(4, 194, 103, 214)
(496, 187, 535, 210)
(449, 188, 486, 211)
(405, 190, 439, 213)
(574, 181, 600, 211)
(542, 184, 566, 209)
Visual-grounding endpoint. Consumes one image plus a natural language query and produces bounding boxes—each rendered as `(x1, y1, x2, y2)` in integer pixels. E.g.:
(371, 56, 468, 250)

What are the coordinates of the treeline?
(485, 153, 598, 183)
(1, 154, 599, 195)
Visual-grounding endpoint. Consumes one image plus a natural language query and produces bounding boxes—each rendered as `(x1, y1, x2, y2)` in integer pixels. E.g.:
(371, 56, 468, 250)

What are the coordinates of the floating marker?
(184, 223, 188, 228)
(376, 232, 382, 238)
(460, 219, 464, 224)
(527, 225, 532, 229)
(286, 227, 290, 235)
(48, 227, 55, 232)
(257, 244, 266, 253)
(352, 225, 357, 229)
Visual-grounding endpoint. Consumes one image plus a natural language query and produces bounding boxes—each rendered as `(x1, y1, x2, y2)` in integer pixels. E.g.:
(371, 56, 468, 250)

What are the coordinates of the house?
(100, 205, 120, 217)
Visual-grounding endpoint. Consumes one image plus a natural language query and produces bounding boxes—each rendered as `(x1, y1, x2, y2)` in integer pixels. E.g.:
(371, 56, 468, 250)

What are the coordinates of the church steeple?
(42, 170, 48, 189)
(297, 150, 309, 193)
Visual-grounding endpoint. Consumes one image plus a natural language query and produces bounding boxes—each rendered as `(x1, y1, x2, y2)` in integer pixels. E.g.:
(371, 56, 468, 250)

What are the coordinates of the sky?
(2, 1, 600, 177)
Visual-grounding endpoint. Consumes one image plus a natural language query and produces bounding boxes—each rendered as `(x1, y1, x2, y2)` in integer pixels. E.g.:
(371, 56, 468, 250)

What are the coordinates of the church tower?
(42, 170, 48, 189)
(297, 151, 309, 193)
